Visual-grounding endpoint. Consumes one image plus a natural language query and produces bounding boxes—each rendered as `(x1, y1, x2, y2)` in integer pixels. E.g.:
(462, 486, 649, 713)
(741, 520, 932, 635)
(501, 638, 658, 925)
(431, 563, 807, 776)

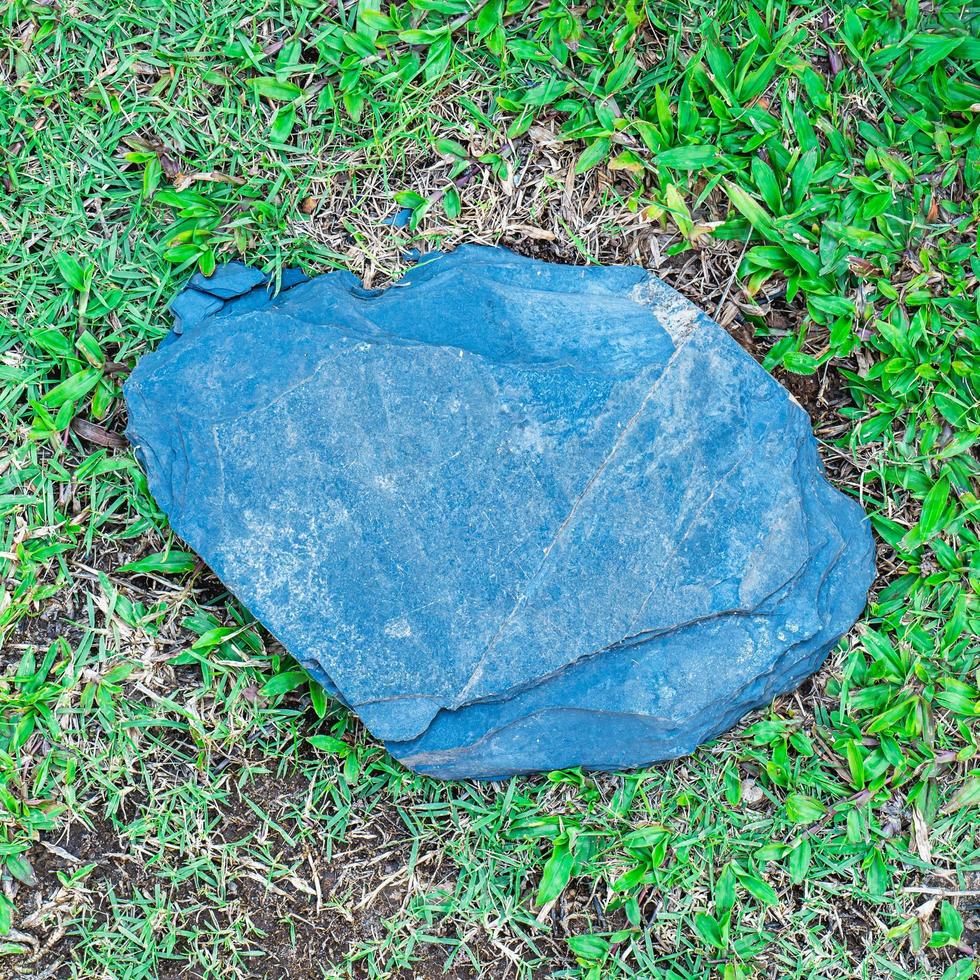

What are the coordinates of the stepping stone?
(125, 245, 875, 779)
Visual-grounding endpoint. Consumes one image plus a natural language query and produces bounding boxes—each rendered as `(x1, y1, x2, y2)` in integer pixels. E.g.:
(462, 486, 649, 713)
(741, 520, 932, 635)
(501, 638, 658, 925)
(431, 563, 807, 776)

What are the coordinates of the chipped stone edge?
(627, 276, 706, 345)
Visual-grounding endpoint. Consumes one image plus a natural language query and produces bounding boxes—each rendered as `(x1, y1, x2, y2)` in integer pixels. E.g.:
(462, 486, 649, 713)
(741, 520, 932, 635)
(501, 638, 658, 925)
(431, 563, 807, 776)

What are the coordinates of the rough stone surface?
(125, 245, 876, 780)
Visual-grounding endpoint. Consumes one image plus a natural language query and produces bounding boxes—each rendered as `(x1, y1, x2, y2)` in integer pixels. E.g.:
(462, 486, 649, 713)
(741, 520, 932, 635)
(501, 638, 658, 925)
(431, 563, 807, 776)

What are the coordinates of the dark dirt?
(11, 763, 565, 979)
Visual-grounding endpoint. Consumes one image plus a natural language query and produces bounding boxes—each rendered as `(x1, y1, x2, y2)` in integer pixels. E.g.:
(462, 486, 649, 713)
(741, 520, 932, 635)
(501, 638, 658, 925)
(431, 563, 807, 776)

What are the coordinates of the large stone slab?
(125, 245, 875, 779)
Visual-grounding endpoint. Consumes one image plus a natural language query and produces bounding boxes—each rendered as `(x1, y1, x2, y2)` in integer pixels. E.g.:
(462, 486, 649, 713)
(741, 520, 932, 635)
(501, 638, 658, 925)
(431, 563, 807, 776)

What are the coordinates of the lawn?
(1, 0, 979, 977)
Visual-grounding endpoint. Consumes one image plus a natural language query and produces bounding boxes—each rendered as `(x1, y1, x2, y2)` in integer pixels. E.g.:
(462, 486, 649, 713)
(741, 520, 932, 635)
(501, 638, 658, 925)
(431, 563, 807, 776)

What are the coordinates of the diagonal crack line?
(456, 336, 696, 704)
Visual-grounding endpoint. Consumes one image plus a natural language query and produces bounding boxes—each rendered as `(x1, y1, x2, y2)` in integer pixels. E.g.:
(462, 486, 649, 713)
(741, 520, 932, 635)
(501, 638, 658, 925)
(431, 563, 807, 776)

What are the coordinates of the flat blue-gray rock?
(125, 245, 875, 779)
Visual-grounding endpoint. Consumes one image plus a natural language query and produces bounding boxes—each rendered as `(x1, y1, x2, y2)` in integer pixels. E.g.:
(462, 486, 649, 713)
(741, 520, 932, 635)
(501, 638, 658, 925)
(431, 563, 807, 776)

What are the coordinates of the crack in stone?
(454, 328, 708, 707)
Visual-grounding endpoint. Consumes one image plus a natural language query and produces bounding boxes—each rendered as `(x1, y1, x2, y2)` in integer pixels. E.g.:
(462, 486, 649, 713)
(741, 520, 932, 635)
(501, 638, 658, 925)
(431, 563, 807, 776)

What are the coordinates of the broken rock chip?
(125, 245, 875, 779)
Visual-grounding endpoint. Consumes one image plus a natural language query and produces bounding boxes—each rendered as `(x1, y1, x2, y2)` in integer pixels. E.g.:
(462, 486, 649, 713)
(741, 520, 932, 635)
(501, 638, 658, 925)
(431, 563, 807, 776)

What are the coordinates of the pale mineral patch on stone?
(628, 278, 704, 343)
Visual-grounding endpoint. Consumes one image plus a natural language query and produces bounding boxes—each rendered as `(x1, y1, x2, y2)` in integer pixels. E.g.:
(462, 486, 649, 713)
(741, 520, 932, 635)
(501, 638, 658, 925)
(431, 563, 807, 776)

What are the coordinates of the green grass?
(2, 0, 979, 977)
